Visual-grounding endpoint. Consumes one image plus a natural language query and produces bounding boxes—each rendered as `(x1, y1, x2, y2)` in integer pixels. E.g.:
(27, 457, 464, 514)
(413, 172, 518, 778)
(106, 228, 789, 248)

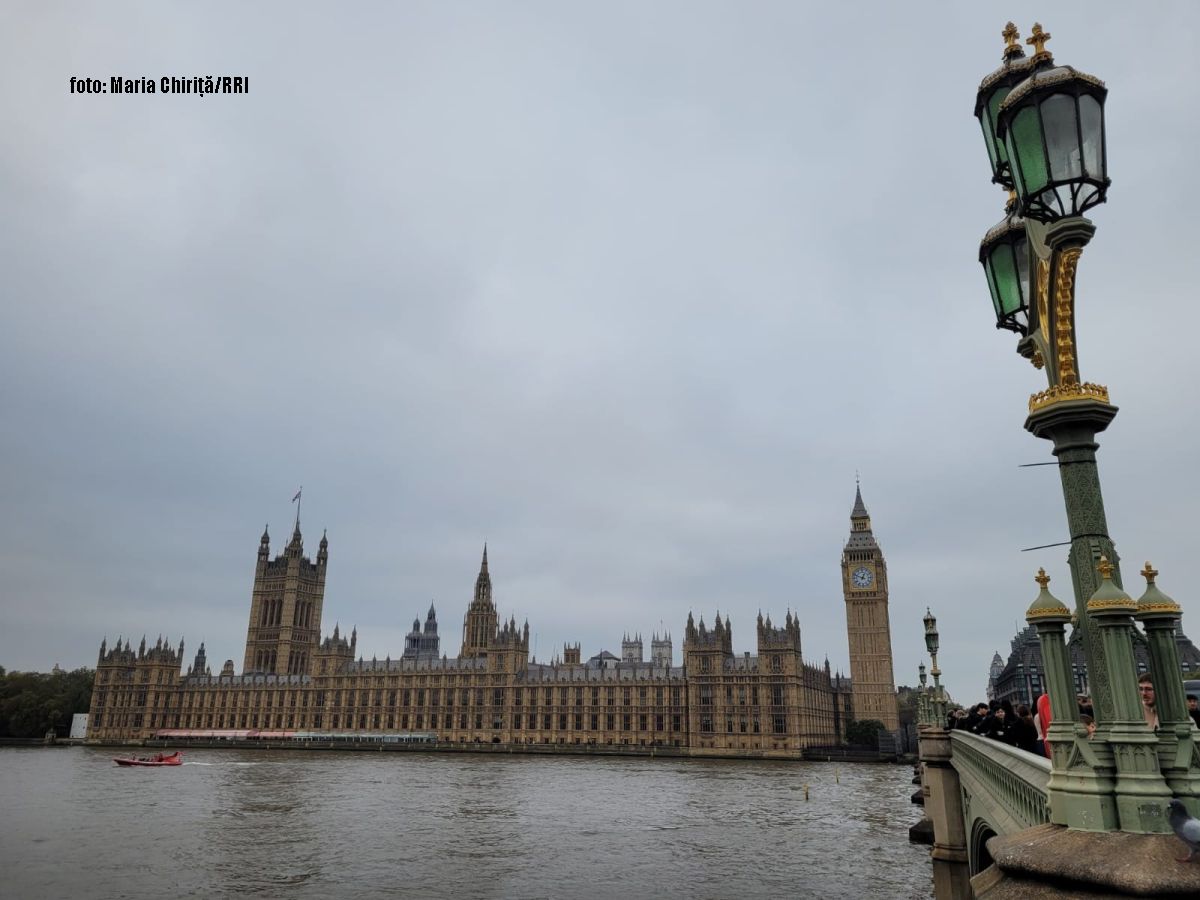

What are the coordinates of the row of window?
(95, 708, 806, 738)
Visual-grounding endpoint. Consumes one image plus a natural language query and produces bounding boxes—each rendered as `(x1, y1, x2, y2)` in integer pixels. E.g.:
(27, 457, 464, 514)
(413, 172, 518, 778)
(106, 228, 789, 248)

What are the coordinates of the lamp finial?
(1002, 22, 1021, 56)
(1034, 567, 1050, 589)
(1097, 555, 1114, 581)
(1026, 23, 1052, 62)
(1140, 561, 1158, 585)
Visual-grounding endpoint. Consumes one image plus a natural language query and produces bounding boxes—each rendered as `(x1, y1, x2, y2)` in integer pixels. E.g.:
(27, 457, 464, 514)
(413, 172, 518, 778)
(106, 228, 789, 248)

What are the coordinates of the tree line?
(0, 666, 94, 738)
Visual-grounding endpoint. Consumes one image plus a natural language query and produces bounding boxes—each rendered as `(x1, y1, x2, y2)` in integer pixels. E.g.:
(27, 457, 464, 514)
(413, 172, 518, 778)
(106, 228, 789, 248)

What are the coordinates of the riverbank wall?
(72, 737, 903, 764)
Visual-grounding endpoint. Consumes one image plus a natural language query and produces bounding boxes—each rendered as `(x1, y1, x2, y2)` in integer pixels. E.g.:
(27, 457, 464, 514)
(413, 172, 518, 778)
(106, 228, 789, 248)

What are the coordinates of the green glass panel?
(983, 258, 1003, 318)
(990, 245, 1020, 316)
(989, 88, 1011, 167)
(980, 117, 998, 169)
(1010, 107, 1049, 196)
(1079, 94, 1104, 178)
(1014, 236, 1030, 313)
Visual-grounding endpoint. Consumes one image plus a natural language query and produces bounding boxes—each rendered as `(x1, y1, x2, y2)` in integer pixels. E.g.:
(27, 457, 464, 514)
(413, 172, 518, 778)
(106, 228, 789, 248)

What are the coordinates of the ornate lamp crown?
(1086, 555, 1136, 614)
(1027, 567, 1070, 622)
(1135, 561, 1182, 618)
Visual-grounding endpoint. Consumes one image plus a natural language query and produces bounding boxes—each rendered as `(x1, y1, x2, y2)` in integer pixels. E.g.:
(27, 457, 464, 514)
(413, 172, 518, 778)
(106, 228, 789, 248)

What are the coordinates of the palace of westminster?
(87, 486, 900, 757)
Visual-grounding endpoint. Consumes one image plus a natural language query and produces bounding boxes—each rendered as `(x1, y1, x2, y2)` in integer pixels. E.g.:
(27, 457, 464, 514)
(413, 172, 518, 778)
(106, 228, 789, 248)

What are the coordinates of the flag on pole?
(292, 488, 302, 503)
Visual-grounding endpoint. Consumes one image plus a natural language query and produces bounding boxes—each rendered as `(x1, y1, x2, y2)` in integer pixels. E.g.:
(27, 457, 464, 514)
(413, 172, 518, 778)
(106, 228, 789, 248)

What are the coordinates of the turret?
(287, 521, 303, 555)
(651, 632, 672, 667)
(622, 632, 644, 663)
(190, 642, 208, 677)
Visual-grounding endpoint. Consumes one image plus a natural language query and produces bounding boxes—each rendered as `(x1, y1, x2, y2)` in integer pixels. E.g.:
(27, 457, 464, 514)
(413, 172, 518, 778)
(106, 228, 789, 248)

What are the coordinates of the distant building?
(402, 604, 440, 660)
(986, 652, 1004, 701)
(990, 623, 1200, 709)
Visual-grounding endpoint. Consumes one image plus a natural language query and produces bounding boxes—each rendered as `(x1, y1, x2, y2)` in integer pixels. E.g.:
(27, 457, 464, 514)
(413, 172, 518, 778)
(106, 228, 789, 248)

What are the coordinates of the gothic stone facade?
(89, 493, 891, 757)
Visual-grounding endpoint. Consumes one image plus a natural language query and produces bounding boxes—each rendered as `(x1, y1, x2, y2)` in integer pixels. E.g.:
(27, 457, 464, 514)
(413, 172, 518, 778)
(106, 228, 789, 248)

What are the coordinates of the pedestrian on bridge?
(1139, 673, 1159, 731)
(1010, 705, 1041, 756)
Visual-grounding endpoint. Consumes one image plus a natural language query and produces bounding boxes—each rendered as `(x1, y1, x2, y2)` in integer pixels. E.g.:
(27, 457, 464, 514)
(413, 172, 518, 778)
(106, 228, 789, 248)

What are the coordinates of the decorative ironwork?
(1036, 257, 1050, 339)
(951, 730, 1051, 829)
(1054, 248, 1081, 385)
(1027, 381, 1110, 412)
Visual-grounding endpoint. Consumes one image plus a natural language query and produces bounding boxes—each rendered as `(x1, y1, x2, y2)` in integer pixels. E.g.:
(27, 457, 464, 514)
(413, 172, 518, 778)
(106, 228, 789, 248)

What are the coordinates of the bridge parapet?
(951, 731, 1050, 834)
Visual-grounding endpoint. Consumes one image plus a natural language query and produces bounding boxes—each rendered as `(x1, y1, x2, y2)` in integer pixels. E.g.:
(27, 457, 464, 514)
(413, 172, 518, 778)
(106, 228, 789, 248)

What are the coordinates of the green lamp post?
(918, 662, 929, 726)
(923, 609, 945, 726)
(973, 22, 1184, 833)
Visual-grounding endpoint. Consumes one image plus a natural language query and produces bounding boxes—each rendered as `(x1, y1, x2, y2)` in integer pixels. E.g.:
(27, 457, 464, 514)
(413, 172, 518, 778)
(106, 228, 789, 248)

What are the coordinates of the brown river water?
(0, 746, 933, 899)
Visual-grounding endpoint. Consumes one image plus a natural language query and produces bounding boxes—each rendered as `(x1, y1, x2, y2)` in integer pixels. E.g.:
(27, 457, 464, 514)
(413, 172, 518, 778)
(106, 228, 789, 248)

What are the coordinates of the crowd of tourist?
(944, 676, 1200, 760)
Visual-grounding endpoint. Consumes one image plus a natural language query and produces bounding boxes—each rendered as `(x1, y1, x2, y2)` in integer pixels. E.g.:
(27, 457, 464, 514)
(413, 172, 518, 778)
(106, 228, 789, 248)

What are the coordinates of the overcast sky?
(3, 3, 1199, 704)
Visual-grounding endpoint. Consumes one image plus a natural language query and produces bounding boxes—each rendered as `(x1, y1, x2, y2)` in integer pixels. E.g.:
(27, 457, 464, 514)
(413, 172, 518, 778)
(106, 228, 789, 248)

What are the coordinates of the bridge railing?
(950, 730, 1051, 834)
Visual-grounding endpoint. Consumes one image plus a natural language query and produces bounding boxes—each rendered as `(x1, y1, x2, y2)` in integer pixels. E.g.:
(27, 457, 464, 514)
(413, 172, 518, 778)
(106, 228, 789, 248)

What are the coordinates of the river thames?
(0, 747, 931, 899)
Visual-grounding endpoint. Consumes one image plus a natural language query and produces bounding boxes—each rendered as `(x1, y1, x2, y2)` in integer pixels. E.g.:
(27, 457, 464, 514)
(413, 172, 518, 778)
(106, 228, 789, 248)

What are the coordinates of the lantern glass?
(1044, 95, 1083, 182)
(1010, 107, 1047, 197)
(979, 86, 1014, 182)
(1080, 94, 1103, 176)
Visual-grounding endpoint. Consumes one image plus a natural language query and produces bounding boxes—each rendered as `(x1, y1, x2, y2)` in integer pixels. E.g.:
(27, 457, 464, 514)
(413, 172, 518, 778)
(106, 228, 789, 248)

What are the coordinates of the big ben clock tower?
(842, 482, 900, 731)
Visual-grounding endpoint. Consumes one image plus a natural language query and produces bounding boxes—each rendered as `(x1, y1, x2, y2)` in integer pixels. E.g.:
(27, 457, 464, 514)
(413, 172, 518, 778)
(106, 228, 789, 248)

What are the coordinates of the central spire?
(473, 543, 493, 608)
(846, 479, 878, 548)
(851, 478, 869, 519)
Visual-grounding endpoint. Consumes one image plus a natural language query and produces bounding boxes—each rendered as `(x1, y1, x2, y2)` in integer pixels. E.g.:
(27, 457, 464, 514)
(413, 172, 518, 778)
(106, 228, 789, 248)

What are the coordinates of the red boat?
(113, 751, 183, 767)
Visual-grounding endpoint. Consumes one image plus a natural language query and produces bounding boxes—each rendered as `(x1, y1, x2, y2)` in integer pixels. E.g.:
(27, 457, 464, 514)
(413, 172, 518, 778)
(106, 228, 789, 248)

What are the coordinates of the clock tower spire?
(841, 481, 900, 732)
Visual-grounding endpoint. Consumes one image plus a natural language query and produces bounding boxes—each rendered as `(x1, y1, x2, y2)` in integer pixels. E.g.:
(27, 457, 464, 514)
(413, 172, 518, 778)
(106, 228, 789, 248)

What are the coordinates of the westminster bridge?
(914, 599, 1200, 899)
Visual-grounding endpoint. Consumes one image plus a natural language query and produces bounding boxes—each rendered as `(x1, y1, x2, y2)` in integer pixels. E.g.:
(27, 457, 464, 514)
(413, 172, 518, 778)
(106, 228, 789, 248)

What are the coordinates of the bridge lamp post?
(923, 609, 945, 725)
(918, 663, 930, 726)
(975, 23, 1194, 832)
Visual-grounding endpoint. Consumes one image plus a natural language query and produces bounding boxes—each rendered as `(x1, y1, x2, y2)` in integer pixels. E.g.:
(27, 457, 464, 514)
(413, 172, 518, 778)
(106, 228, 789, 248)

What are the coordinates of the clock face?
(852, 566, 874, 588)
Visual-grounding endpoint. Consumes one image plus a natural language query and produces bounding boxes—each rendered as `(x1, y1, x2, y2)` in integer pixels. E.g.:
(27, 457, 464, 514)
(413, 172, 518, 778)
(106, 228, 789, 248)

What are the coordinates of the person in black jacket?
(1009, 704, 1042, 756)
(965, 703, 989, 734)
(980, 707, 1012, 744)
